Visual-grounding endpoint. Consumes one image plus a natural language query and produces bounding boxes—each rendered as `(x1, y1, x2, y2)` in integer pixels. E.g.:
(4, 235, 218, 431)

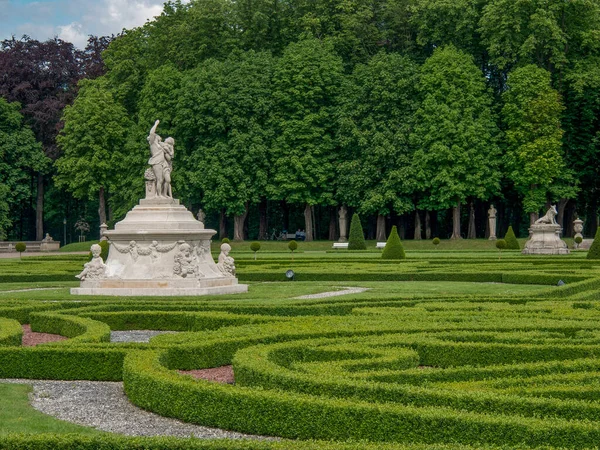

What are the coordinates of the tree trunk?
(467, 201, 476, 239)
(233, 203, 249, 241)
(399, 216, 406, 240)
(219, 209, 228, 239)
(328, 207, 337, 241)
(451, 200, 462, 239)
(529, 212, 539, 225)
(281, 201, 289, 232)
(376, 214, 386, 241)
(414, 211, 422, 240)
(98, 186, 107, 228)
(258, 199, 268, 240)
(425, 211, 431, 240)
(557, 198, 568, 229)
(35, 173, 44, 241)
(304, 203, 314, 241)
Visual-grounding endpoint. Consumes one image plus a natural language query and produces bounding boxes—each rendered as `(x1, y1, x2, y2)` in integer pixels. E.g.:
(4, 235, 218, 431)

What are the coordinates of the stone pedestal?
(522, 224, 570, 255)
(71, 197, 247, 296)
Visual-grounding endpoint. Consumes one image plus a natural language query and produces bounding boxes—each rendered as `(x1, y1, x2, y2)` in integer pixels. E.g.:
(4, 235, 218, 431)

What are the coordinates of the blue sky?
(0, 0, 180, 48)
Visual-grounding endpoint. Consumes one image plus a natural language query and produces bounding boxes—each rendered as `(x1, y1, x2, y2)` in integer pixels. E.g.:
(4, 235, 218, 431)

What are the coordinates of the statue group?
(147, 120, 174, 199)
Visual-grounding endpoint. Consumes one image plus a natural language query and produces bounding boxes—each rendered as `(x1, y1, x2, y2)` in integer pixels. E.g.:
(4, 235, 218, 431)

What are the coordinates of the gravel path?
(110, 330, 178, 343)
(293, 286, 370, 299)
(0, 379, 271, 439)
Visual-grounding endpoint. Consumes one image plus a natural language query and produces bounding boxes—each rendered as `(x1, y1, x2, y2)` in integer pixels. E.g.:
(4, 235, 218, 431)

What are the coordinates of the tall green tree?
(269, 38, 344, 241)
(0, 98, 48, 239)
(337, 51, 419, 240)
(502, 64, 568, 223)
(55, 78, 134, 230)
(480, 0, 600, 72)
(411, 45, 501, 239)
(176, 50, 275, 240)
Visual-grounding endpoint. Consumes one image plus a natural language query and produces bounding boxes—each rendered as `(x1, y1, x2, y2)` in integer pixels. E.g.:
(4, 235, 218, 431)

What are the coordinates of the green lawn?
(0, 383, 100, 435)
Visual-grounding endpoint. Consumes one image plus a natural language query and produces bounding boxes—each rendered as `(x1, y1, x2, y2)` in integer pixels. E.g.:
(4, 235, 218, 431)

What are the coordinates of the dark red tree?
(0, 35, 112, 239)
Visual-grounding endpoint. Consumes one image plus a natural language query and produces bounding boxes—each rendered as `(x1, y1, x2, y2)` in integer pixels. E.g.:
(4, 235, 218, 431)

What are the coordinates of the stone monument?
(40, 233, 60, 251)
(71, 120, 248, 296)
(338, 206, 348, 242)
(488, 204, 497, 240)
(522, 205, 569, 255)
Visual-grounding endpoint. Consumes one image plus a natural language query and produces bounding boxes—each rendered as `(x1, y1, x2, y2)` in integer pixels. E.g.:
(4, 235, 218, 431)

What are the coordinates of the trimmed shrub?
(288, 240, 298, 253)
(250, 242, 261, 260)
(495, 239, 507, 250)
(587, 227, 600, 259)
(381, 226, 405, 260)
(504, 226, 520, 250)
(15, 242, 26, 259)
(221, 237, 231, 244)
(348, 214, 366, 250)
(99, 239, 110, 260)
(575, 236, 583, 245)
(432, 237, 440, 246)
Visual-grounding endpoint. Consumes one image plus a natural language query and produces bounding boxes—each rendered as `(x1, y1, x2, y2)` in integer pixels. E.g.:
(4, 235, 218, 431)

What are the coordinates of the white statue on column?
(147, 119, 174, 199)
(488, 204, 497, 240)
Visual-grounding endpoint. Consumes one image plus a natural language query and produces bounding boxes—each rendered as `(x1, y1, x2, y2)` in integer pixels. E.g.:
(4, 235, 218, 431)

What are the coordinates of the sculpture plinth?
(522, 223, 570, 255)
(522, 205, 570, 255)
(71, 119, 248, 297)
(71, 198, 247, 296)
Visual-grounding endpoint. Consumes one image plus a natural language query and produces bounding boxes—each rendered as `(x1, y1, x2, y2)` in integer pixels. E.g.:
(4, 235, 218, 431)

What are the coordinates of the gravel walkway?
(110, 330, 178, 343)
(293, 286, 370, 299)
(0, 379, 271, 439)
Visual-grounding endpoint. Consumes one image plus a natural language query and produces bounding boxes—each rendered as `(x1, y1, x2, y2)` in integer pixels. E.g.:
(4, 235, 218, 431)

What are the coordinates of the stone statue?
(535, 205, 558, 225)
(42, 233, 54, 242)
(147, 119, 174, 199)
(76, 244, 106, 280)
(217, 243, 236, 276)
(573, 218, 584, 248)
(197, 209, 206, 224)
(173, 242, 198, 278)
(488, 204, 497, 240)
(338, 206, 348, 243)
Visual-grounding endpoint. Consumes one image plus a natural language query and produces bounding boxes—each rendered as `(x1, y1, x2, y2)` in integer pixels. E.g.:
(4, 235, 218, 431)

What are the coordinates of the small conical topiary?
(348, 213, 367, 250)
(504, 225, 520, 250)
(382, 226, 405, 260)
(587, 227, 600, 259)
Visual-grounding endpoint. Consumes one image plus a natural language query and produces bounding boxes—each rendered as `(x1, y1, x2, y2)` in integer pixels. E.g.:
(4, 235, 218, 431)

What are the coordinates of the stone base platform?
(71, 278, 248, 297)
(522, 223, 570, 255)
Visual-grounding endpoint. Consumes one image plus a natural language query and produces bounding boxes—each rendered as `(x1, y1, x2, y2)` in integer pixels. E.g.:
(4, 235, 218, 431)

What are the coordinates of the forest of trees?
(2, 0, 600, 243)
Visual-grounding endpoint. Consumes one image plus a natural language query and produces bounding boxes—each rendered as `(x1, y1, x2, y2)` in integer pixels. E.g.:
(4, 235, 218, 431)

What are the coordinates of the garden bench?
(332, 243, 349, 249)
(376, 242, 386, 249)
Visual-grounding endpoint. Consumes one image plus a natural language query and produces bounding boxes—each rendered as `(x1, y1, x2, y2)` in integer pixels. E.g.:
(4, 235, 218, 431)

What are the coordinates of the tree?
(55, 78, 134, 230)
(269, 38, 344, 241)
(0, 36, 109, 240)
(480, 0, 600, 72)
(337, 52, 419, 241)
(411, 46, 501, 239)
(348, 213, 367, 250)
(176, 50, 274, 240)
(504, 225, 520, 250)
(381, 225, 405, 259)
(502, 65, 567, 223)
(0, 98, 48, 239)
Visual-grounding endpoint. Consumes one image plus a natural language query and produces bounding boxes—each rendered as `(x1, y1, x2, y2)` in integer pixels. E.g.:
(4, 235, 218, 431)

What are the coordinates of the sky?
(0, 0, 184, 48)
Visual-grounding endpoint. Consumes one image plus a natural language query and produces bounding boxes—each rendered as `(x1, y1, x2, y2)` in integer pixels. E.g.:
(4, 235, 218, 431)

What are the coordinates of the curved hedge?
(3, 255, 600, 448)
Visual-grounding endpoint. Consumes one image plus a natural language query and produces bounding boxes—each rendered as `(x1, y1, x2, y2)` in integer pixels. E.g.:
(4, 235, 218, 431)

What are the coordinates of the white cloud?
(2, 0, 192, 48)
(57, 22, 87, 49)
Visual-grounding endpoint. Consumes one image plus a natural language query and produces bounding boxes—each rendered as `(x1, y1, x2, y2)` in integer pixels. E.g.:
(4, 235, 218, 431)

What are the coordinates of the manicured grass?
(59, 241, 99, 252)
(0, 383, 100, 435)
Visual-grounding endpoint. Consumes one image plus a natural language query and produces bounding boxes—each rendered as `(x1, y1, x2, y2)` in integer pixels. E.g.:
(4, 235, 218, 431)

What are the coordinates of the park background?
(2, 0, 600, 244)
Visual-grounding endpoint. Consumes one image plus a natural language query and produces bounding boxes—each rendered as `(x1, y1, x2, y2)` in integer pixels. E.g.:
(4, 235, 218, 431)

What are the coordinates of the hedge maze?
(2, 254, 600, 449)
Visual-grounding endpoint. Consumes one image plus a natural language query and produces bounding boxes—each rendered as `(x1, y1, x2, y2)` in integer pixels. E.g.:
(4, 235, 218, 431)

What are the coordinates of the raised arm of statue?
(148, 119, 160, 144)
